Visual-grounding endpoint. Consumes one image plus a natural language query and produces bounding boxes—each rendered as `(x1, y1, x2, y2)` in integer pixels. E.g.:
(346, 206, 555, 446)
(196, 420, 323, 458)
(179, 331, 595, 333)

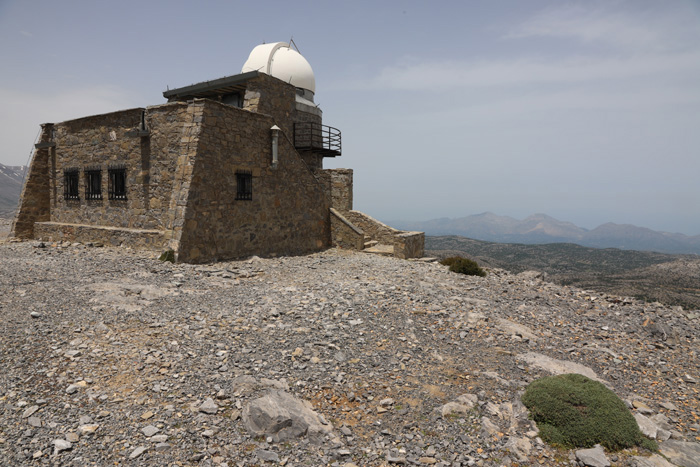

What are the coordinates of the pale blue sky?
(1, 0, 699, 234)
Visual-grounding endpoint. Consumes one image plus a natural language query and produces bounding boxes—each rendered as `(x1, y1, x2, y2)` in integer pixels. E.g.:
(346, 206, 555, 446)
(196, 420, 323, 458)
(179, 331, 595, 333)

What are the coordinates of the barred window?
(85, 168, 102, 200)
(63, 168, 79, 200)
(108, 167, 127, 200)
(235, 170, 252, 200)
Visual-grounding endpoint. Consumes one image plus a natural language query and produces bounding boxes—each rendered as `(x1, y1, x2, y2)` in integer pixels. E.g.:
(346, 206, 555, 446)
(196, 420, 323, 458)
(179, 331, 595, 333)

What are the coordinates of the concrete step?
(364, 240, 379, 248)
(362, 244, 394, 256)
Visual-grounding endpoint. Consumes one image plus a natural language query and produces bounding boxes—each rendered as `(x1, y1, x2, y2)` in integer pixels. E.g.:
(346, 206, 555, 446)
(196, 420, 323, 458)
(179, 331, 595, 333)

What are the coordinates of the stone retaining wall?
(395, 231, 426, 260)
(343, 210, 424, 259)
(34, 222, 166, 249)
(330, 208, 364, 250)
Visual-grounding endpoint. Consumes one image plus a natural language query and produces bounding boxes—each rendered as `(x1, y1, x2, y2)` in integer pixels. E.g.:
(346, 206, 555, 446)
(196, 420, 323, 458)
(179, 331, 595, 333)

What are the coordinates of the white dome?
(241, 42, 316, 94)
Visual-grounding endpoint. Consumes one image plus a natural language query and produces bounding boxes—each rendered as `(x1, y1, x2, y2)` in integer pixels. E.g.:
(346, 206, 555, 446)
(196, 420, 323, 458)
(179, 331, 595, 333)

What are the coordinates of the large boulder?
(242, 390, 332, 444)
(659, 440, 700, 467)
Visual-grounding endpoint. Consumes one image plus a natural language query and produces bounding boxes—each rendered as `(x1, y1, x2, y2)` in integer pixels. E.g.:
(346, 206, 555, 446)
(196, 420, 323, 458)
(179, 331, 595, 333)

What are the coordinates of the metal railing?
(293, 122, 341, 156)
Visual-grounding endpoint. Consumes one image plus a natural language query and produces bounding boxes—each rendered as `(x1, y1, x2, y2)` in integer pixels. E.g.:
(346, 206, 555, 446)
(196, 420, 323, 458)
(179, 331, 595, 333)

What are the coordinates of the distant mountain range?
(0, 163, 26, 218)
(394, 212, 700, 255)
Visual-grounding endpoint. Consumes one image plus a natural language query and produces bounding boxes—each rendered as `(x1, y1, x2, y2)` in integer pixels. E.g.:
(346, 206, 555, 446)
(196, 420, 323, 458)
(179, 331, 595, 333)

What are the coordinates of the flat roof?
(162, 71, 259, 100)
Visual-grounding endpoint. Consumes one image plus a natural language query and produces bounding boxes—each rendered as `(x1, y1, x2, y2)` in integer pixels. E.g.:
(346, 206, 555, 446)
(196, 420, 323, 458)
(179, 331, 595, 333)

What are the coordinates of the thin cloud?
(506, 1, 700, 52)
(361, 51, 700, 91)
(20, 30, 32, 38)
(348, 1, 700, 93)
(399, 84, 700, 128)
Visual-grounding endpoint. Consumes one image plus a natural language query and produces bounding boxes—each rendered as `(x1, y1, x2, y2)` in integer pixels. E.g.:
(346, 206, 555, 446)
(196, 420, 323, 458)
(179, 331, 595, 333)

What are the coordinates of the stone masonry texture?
(11, 124, 53, 239)
(174, 99, 331, 263)
(11, 69, 423, 262)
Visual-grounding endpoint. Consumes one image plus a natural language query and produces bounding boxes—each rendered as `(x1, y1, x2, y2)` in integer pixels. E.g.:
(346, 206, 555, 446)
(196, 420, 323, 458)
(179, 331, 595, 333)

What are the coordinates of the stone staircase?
(361, 235, 395, 256)
(329, 208, 424, 259)
(363, 236, 378, 249)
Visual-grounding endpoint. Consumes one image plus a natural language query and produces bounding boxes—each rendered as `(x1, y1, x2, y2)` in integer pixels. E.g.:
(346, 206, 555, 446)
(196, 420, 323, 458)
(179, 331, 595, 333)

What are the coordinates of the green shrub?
(439, 256, 461, 267)
(440, 256, 486, 277)
(522, 373, 657, 451)
(158, 249, 175, 263)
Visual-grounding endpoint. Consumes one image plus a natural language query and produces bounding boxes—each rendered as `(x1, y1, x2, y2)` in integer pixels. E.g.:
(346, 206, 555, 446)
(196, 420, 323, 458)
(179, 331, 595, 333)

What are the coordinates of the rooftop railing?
(293, 122, 341, 157)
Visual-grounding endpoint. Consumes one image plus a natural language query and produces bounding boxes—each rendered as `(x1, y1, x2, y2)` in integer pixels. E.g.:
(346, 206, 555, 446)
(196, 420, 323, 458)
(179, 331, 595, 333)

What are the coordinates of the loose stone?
(129, 446, 147, 459)
(198, 397, 219, 414)
(576, 444, 610, 467)
(141, 425, 160, 437)
(53, 439, 72, 455)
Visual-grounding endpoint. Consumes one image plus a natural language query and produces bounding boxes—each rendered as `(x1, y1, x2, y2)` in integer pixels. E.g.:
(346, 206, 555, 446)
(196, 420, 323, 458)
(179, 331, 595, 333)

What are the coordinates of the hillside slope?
(427, 235, 700, 309)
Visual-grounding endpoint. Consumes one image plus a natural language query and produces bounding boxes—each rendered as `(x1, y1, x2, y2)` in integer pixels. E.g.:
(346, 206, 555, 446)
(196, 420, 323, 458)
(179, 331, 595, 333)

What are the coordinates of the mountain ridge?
(394, 212, 700, 255)
(0, 163, 26, 218)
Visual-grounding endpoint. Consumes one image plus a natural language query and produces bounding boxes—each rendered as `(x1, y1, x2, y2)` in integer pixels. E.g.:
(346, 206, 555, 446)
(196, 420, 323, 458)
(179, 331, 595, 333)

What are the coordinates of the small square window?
(108, 167, 127, 200)
(236, 170, 252, 201)
(63, 169, 79, 200)
(85, 168, 102, 200)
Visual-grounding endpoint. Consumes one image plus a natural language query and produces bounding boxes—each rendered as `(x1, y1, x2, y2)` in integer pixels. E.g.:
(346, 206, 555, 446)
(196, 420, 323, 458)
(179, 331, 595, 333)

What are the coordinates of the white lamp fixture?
(270, 125, 281, 168)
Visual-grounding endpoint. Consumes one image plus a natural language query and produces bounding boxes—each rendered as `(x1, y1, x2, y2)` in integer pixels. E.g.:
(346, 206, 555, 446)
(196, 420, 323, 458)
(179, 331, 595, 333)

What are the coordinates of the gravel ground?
(0, 218, 10, 241)
(1, 236, 698, 466)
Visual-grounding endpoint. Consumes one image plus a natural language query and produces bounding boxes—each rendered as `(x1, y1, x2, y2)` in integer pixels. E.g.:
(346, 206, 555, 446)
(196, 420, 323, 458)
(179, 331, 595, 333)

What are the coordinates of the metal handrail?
(294, 122, 341, 155)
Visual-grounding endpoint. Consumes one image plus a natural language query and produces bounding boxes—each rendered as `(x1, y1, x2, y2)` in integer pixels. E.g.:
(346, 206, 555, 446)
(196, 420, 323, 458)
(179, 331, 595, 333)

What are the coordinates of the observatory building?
(12, 43, 424, 262)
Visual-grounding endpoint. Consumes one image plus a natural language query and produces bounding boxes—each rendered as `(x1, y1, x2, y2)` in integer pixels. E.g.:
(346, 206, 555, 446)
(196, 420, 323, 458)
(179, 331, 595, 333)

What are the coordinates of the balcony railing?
(293, 122, 341, 157)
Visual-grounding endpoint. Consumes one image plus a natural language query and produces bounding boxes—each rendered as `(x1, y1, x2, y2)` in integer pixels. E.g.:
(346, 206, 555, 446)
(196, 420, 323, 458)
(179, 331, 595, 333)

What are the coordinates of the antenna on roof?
(290, 37, 300, 53)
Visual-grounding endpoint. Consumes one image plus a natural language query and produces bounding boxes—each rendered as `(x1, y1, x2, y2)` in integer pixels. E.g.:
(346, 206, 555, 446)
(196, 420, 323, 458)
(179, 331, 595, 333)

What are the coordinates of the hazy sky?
(1, 0, 699, 234)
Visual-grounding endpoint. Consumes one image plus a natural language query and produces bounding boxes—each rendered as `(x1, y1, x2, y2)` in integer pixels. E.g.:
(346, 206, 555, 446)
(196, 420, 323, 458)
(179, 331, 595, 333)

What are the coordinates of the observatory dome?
(241, 42, 316, 95)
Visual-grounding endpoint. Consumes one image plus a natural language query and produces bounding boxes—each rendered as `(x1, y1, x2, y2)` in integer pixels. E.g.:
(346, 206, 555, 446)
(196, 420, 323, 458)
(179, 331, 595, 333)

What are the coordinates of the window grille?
(108, 166, 127, 200)
(63, 168, 80, 200)
(85, 167, 102, 200)
(235, 170, 252, 200)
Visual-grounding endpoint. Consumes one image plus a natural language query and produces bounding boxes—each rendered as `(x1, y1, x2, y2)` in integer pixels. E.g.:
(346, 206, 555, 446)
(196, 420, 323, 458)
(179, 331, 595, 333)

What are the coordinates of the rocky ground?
(1, 231, 699, 466)
(0, 217, 10, 240)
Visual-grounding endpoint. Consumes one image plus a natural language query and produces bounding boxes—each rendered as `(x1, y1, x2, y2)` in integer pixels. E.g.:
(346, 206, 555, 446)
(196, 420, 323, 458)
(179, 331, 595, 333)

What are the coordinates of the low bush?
(159, 249, 175, 263)
(440, 256, 486, 277)
(522, 373, 657, 451)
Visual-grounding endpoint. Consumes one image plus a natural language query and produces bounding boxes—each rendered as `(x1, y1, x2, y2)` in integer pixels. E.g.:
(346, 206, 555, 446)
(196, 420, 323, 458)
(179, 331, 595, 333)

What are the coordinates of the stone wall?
(315, 169, 353, 212)
(343, 210, 424, 259)
(175, 99, 331, 263)
(244, 73, 329, 170)
(243, 73, 297, 135)
(42, 106, 190, 231)
(18, 103, 198, 249)
(11, 124, 53, 239)
(395, 231, 426, 260)
(315, 167, 425, 259)
(293, 101, 324, 170)
(162, 102, 204, 254)
(329, 169, 353, 212)
(330, 208, 364, 250)
(34, 222, 166, 249)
